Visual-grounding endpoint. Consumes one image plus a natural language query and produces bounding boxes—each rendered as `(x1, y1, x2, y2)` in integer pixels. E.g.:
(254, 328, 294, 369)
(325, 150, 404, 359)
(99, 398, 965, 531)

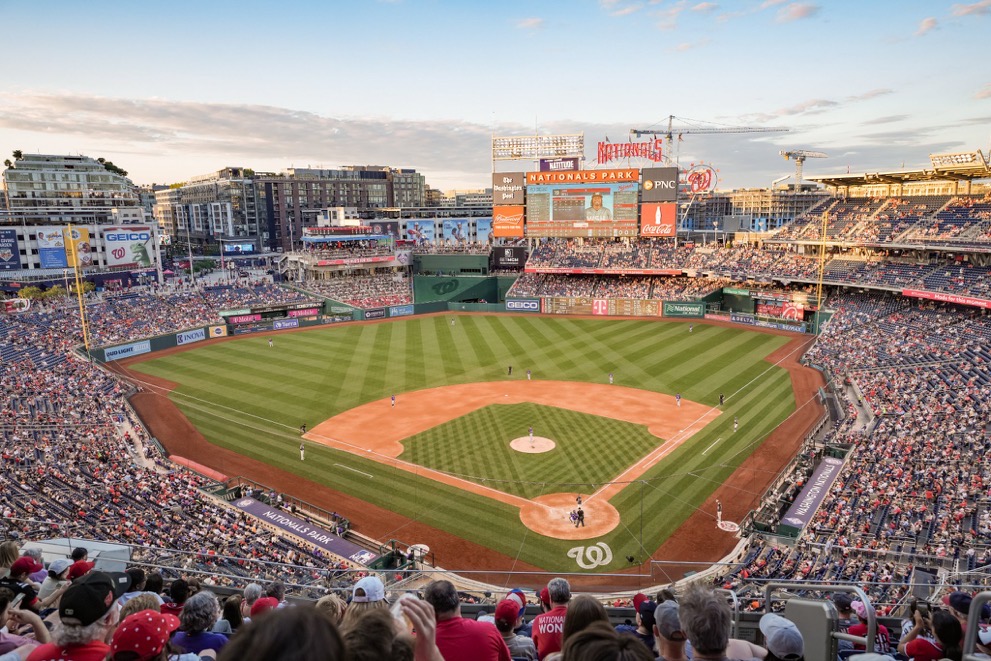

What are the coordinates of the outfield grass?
(130, 315, 798, 572)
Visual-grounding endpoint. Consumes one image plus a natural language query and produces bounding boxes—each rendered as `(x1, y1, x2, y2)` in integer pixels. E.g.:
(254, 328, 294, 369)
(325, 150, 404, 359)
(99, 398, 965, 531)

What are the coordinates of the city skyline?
(1, 0, 989, 192)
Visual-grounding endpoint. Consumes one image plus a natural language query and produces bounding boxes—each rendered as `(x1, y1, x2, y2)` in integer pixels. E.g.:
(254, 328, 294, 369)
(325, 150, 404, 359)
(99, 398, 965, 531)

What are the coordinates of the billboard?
(641, 167, 680, 202)
(37, 229, 68, 269)
(209, 325, 228, 338)
(492, 172, 525, 205)
(597, 139, 664, 165)
(370, 221, 401, 239)
(492, 206, 525, 238)
(103, 226, 155, 268)
(104, 340, 152, 361)
(492, 246, 526, 270)
(779, 457, 844, 532)
(176, 328, 206, 346)
(640, 203, 677, 238)
(662, 301, 705, 318)
(475, 218, 492, 243)
(405, 220, 435, 243)
(62, 227, 93, 268)
(223, 243, 255, 254)
(756, 300, 806, 320)
(0, 229, 21, 271)
(441, 219, 470, 243)
(539, 157, 580, 172)
(525, 176, 639, 238)
(365, 308, 387, 319)
(390, 304, 415, 317)
(273, 319, 299, 330)
(506, 299, 540, 312)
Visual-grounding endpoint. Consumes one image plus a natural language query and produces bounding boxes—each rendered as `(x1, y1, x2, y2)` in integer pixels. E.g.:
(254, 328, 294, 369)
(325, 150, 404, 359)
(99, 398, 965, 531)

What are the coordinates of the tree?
(3, 159, 11, 168)
(44, 285, 67, 300)
(18, 286, 43, 300)
(12, 150, 22, 160)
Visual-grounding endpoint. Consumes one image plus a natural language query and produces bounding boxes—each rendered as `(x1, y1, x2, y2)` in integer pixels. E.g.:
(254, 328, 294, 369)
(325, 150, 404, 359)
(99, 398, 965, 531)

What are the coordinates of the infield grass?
(130, 315, 799, 572)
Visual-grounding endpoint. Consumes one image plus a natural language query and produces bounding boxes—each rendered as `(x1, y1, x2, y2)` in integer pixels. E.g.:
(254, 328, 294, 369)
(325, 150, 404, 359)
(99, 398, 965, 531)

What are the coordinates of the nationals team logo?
(567, 542, 613, 569)
(717, 521, 740, 532)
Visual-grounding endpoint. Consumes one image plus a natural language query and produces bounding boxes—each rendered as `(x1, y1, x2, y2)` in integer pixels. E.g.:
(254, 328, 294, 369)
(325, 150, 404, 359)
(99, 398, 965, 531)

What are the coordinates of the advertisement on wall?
(505, 299, 540, 312)
(62, 227, 93, 268)
(442, 219, 470, 243)
(641, 167, 680, 202)
(103, 226, 156, 268)
(176, 328, 206, 346)
(639, 203, 678, 237)
(104, 340, 152, 361)
(209, 325, 228, 338)
(492, 246, 527, 270)
(492, 206, 525, 238)
(370, 221, 401, 239)
(0, 230, 21, 271)
(273, 319, 299, 330)
(222, 243, 255, 254)
(390, 304, 415, 317)
(475, 218, 492, 243)
(779, 457, 845, 532)
(492, 172, 525, 205)
(364, 308, 387, 319)
(405, 220, 436, 244)
(539, 157, 580, 172)
(37, 229, 68, 269)
(662, 301, 705, 318)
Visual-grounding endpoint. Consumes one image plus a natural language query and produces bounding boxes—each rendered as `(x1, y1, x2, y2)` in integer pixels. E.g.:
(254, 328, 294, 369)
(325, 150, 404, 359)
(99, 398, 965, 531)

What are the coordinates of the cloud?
(514, 17, 544, 30)
(601, 1, 644, 16)
(861, 115, 908, 125)
(651, 0, 689, 29)
(915, 17, 938, 36)
(845, 89, 893, 102)
(759, 0, 789, 8)
(951, 0, 991, 15)
(692, 2, 718, 11)
(976, 84, 991, 99)
(673, 38, 711, 51)
(776, 3, 820, 22)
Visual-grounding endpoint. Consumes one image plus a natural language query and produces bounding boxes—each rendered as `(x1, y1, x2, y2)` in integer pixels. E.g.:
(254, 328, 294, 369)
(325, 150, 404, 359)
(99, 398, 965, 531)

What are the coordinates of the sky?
(1, 0, 989, 193)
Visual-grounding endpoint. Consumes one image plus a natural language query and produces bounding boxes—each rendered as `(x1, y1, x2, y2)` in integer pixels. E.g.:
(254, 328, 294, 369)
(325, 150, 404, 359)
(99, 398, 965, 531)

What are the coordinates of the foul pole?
(66, 224, 93, 359)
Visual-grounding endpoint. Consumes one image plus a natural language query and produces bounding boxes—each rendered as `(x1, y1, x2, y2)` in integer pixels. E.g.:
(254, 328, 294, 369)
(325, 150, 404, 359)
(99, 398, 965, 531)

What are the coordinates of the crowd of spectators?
(301, 273, 412, 308)
(506, 273, 728, 301)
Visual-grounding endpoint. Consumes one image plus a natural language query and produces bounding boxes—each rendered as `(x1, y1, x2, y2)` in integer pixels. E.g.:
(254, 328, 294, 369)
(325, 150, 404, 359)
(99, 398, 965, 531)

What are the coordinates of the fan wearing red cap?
(494, 599, 537, 660)
(531, 578, 571, 660)
(110, 609, 181, 661)
(0, 556, 43, 611)
(848, 600, 892, 652)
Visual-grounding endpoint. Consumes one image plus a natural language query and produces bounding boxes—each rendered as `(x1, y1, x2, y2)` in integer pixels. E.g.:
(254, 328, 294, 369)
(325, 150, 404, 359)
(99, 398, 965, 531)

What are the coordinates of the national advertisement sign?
(229, 313, 263, 324)
(492, 172, 525, 205)
(662, 301, 704, 318)
(273, 319, 299, 330)
(101, 225, 156, 268)
(902, 288, 991, 310)
(389, 304, 415, 317)
(779, 457, 845, 532)
(287, 308, 321, 318)
(231, 497, 376, 565)
(755, 319, 808, 333)
(641, 167, 680, 202)
(539, 157, 580, 172)
(37, 229, 68, 269)
(405, 220, 435, 244)
(0, 229, 21, 270)
(365, 308, 387, 319)
(176, 328, 206, 346)
(639, 203, 677, 237)
(731, 312, 756, 325)
(506, 299, 540, 312)
(492, 246, 526, 270)
(104, 340, 152, 361)
(62, 227, 93, 268)
(492, 205, 525, 238)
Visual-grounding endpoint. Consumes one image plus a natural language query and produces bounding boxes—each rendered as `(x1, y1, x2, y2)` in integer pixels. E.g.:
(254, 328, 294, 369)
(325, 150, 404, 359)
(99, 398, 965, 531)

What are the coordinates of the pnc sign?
(641, 167, 680, 202)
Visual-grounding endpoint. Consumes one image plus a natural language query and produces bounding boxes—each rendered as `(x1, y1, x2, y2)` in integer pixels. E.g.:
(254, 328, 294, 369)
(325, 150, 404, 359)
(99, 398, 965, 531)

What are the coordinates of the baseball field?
(125, 314, 815, 576)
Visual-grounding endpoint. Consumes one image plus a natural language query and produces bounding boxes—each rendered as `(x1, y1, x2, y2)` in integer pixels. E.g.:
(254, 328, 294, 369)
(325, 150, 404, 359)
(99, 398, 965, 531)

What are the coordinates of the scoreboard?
(544, 297, 661, 317)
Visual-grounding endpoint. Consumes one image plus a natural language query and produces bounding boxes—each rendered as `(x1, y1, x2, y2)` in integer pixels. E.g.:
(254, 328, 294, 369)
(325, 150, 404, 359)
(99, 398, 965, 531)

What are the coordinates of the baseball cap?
(68, 560, 96, 581)
(655, 601, 686, 641)
(851, 600, 868, 620)
(506, 589, 527, 617)
(638, 600, 657, 630)
(539, 587, 551, 609)
(111, 609, 181, 660)
(833, 594, 853, 611)
(249, 596, 279, 617)
(760, 613, 804, 659)
(48, 558, 73, 576)
(496, 598, 522, 625)
(10, 556, 42, 576)
(632, 593, 649, 611)
(978, 626, 991, 647)
(59, 571, 133, 626)
(352, 575, 386, 603)
(944, 591, 973, 615)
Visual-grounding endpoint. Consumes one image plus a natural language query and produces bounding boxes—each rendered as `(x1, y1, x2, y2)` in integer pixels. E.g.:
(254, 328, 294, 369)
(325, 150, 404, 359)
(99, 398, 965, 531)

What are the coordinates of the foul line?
(702, 437, 723, 456)
(333, 463, 373, 478)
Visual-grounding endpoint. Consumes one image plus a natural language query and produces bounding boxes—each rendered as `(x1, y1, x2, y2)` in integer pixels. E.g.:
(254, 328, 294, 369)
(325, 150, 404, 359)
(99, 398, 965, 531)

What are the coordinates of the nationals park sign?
(778, 457, 845, 534)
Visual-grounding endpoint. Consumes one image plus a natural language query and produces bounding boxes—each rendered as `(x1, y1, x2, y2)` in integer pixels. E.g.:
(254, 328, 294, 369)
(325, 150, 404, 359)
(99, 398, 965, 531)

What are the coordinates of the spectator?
(109, 609, 185, 661)
(19, 550, 47, 585)
(493, 598, 537, 661)
(0, 558, 42, 612)
(36, 559, 72, 605)
(341, 576, 389, 632)
(0, 588, 51, 655)
(265, 581, 286, 608)
(315, 593, 345, 626)
(119, 569, 162, 608)
(341, 607, 413, 661)
(0, 543, 19, 580)
(532, 578, 571, 660)
(760, 614, 804, 661)
(161, 580, 189, 617)
(241, 584, 263, 621)
(216, 595, 243, 634)
(422, 579, 510, 661)
(653, 601, 688, 661)
(248, 597, 279, 620)
(616, 595, 655, 651)
(942, 593, 971, 634)
(849, 601, 891, 653)
(560, 621, 653, 661)
(66, 548, 94, 582)
(678, 585, 741, 661)
(217, 606, 346, 661)
(26, 571, 132, 661)
(170, 591, 227, 655)
(120, 594, 163, 622)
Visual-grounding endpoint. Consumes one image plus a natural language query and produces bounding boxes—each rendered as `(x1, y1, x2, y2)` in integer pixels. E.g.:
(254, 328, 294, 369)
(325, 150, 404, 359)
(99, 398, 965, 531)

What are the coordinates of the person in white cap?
(760, 613, 805, 661)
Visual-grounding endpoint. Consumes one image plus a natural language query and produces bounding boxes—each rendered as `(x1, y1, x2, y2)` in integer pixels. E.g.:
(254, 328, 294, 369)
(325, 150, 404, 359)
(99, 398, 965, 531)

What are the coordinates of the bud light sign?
(506, 299, 540, 312)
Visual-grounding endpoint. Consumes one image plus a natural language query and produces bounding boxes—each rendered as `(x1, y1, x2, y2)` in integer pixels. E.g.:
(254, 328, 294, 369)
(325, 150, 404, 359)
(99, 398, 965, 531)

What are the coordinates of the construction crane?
(780, 149, 828, 187)
(630, 115, 788, 166)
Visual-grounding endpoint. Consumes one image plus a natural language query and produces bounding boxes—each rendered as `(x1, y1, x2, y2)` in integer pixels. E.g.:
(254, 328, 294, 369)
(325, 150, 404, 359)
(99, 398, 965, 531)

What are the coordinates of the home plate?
(510, 436, 556, 453)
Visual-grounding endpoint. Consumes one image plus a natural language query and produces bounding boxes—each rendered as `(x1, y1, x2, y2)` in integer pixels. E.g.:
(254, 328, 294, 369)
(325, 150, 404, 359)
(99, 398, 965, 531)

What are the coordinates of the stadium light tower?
(780, 150, 828, 188)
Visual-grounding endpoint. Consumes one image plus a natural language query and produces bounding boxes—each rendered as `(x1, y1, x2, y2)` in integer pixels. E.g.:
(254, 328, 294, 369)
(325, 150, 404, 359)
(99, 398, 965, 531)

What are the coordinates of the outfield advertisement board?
(229, 313, 263, 324)
(731, 312, 756, 325)
(287, 308, 321, 318)
(475, 218, 492, 242)
(756, 300, 806, 320)
(63, 227, 93, 268)
(902, 288, 991, 309)
(755, 319, 808, 333)
(492, 172, 525, 205)
(492, 247, 526, 270)
(365, 308, 387, 319)
(209, 325, 228, 338)
(273, 319, 299, 330)
(662, 302, 705, 318)
(543, 297, 661, 317)
(640, 167, 680, 203)
(389, 304, 415, 317)
(406, 220, 436, 244)
(505, 299, 540, 312)
(442, 219, 470, 243)
(104, 340, 152, 361)
(0, 230, 21, 270)
(176, 328, 206, 346)
(369, 221, 400, 239)
(639, 203, 677, 237)
(526, 267, 683, 276)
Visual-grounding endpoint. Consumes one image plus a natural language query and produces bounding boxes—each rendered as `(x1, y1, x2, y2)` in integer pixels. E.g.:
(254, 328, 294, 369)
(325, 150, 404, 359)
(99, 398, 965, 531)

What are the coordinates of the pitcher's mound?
(510, 436, 556, 453)
(520, 493, 620, 540)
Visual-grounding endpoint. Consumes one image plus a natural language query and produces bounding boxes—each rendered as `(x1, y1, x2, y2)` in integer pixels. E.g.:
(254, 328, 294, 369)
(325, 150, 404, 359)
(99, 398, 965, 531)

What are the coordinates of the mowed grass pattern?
(131, 315, 799, 571)
(400, 403, 663, 499)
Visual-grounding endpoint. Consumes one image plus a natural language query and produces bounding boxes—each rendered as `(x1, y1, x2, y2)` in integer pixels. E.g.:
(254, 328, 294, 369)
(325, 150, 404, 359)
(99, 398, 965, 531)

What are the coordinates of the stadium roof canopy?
(809, 149, 991, 189)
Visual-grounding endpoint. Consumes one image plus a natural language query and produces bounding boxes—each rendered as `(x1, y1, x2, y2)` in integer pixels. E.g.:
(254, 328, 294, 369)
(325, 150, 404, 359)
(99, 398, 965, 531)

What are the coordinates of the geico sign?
(506, 300, 539, 311)
(106, 233, 151, 241)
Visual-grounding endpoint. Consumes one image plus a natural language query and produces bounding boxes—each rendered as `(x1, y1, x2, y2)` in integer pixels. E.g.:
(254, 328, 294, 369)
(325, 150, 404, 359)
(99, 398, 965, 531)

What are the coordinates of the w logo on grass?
(567, 542, 613, 569)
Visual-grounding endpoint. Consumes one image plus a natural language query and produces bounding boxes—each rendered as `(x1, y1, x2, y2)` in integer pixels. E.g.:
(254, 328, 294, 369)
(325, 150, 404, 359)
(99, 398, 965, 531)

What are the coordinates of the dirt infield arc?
(306, 381, 720, 540)
(122, 315, 824, 589)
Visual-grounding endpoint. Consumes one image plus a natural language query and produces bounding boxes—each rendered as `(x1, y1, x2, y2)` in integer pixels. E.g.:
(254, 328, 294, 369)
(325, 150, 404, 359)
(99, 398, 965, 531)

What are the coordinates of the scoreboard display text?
(525, 181, 639, 237)
(545, 297, 661, 317)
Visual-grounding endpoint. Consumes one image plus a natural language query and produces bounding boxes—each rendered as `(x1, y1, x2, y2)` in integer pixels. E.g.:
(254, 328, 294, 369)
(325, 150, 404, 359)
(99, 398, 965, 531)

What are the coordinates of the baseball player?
(529, 425, 534, 448)
(299, 442, 305, 461)
(716, 500, 722, 524)
(391, 394, 396, 408)
(299, 423, 306, 435)
(268, 338, 274, 348)
(734, 416, 738, 432)
(689, 324, 694, 333)
(719, 393, 724, 406)
(508, 365, 513, 376)
(608, 372, 613, 384)
(526, 369, 531, 381)
(675, 393, 681, 408)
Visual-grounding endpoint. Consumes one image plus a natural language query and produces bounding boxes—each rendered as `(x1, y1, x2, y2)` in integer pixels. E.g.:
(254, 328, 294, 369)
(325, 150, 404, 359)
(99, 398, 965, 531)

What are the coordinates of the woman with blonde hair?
(341, 576, 390, 633)
(0, 542, 19, 579)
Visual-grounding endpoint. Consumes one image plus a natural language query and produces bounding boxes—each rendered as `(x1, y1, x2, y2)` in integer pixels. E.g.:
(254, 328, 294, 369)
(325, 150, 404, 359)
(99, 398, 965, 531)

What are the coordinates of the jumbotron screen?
(525, 180, 639, 237)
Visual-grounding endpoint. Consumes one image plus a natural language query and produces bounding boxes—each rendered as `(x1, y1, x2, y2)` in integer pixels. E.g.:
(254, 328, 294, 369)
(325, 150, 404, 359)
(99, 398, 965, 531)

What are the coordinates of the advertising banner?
(209, 325, 228, 338)
(779, 457, 845, 532)
(662, 301, 705, 318)
(287, 308, 321, 318)
(730, 312, 756, 325)
(641, 167, 680, 202)
(475, 218, 492, 243)
(525, 180, 640, 238)
(365, 308, 387, 319)
(492, 205, 525, 238)
(273, 319, 299, 330)
(526, 168, 639, 185)
(231, 496, 376, 565)
(755, 319, 808, 333)
(315, 255, 395, 267)
(176, 328, 206, 346)
(902, 289, 991, 310)
(492, 172, 525, 205)
(756, 300, 806, 320)
(370, 221, 401, 239)
(2, 299, 31, 313)
(389, 304, 415, 317)
(229, 313, 263, 324)
(103, 226, 155, 268)
(0, 230, 21, 270)
(405, 220, 435, 243)
(37, 229, 68, 269)
(505, 299, 540, 312)
(63, 227, 93, 268)
(639, 203, 677, 237)
(442, 219, 470, 243)
(222, 243, 255, 254)
(526, 266, 683, 276)
(492, 246, 526, 270)
(539, 157, 580, 172)
(104, 340, 152, 361)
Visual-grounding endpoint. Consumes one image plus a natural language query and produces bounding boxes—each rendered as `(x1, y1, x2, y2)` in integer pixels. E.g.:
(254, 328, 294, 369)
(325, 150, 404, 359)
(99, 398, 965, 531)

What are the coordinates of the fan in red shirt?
(531, 578, 572, 659)
(422, 579, 510, 661)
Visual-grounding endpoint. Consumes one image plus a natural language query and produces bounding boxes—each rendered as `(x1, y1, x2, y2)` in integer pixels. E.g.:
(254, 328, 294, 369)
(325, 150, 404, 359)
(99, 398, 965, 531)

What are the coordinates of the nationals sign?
(597, 139, 664, 165)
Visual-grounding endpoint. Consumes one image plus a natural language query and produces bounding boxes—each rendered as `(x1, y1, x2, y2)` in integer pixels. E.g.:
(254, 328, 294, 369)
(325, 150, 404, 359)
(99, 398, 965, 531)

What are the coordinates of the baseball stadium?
(2, 142, 991, 659)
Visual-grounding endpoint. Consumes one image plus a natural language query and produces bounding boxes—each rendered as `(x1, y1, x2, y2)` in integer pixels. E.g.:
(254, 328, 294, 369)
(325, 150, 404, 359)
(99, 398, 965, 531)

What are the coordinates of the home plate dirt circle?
(519, 493, 620, 540)
(510, 436, 556, 453)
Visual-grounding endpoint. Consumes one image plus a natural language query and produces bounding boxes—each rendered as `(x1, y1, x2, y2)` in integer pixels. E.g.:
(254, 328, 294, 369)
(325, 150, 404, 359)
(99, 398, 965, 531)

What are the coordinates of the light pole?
(184, 217, 194, 285)
(712, 221, 719, 246)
